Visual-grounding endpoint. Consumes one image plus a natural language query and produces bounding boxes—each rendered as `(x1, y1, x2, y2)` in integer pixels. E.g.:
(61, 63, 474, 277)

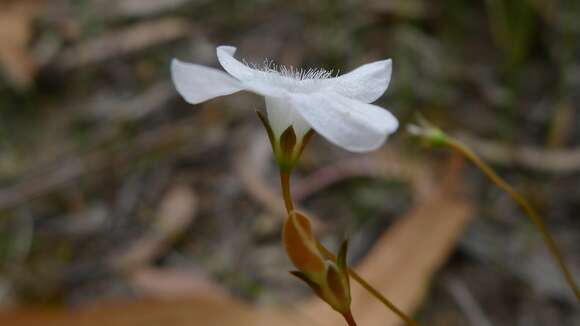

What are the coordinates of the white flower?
(171, 45, 398, 152)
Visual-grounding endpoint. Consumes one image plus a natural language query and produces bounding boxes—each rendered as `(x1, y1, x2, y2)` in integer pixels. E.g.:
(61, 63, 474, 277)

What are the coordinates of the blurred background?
(0, 0, 579, 325)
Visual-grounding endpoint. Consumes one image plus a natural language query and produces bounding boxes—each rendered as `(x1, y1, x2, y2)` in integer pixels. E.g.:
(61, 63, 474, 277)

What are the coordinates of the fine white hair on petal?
(217, 46, 337, 95)
(265, 96, 311, 138)
(290, 91, 398, 152)
(216, 46, 256, 81)
(171, 59, 244, 104)
(254, 58, 334, 81)
(324, 59, 392, 103)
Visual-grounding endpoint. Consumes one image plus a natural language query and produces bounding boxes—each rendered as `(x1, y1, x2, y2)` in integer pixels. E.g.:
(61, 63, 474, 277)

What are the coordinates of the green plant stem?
(279, 171, 421, 326)
(445, 137, 580, 301)
(280, 172, 294, 213)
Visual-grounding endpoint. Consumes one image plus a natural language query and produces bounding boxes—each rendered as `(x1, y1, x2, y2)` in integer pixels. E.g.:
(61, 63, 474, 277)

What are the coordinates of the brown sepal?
(279, 126, 297, 158)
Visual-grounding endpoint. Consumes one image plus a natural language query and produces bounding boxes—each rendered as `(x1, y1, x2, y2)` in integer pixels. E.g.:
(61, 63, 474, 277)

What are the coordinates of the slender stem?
(278, 170, 421, 326)
(317, 243, 420, 326)
(446, 137, 580, 301)
(280, 172, 294, 213)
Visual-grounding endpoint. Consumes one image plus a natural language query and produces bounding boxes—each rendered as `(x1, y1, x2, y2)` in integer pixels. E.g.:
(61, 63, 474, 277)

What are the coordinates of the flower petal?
(324, 59, 392, 103)
(290, 92, 398, 152)
(241, 79, 288, 98)
(171, 59, 243, 104)
(216, 46, 256, 81)
(265, 96, 311, 138)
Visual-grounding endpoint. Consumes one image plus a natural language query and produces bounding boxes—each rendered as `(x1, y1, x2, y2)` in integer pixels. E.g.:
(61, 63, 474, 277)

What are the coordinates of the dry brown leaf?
(0, 0, 44, 88)
(0, 156, 473, 326)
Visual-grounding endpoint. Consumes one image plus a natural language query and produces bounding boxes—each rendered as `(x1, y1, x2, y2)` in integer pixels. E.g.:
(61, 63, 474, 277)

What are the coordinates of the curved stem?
(280, 172, 294, 213)
(279, 170, 421, 326)
(446, 138, 580, 301)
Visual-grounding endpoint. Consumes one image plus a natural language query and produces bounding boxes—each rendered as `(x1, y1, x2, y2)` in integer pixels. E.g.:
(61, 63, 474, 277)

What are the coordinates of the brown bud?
(284, 212, 354, 316)
(289, 252, 352, 314)
(282, 211, 326, 275)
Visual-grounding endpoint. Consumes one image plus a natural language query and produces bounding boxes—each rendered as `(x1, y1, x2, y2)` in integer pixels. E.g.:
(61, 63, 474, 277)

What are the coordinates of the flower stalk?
(280, 172, 294, 213)
(278, 162, 420, 326)
(171, 44, 415, 323)
(409, 121, 580, 301)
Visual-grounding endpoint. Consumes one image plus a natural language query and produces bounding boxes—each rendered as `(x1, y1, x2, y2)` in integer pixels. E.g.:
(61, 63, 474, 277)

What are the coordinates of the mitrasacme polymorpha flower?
(171, 46, 398, 169)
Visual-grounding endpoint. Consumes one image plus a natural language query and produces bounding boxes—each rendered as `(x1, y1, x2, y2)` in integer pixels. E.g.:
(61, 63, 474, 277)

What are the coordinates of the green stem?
(446, 137, 580, 301)
(279, 171, 421, 326)
(280, 172, 294, 213)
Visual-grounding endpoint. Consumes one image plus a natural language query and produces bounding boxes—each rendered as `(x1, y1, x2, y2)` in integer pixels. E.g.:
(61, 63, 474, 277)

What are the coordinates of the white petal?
(171, 59, 243, 104)
(215, 46, 291, 98)
(324, 59, 392, 103)
(265, 96, 311, 139)
(216, 46, 256, 81)
(290, 92, 398, 152)
(242, 79, 288, 99)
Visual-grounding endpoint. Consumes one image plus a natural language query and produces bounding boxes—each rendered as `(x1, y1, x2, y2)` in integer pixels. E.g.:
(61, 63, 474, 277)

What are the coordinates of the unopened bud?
(283, 211, 326, 275)
(283, 211, 353, 315)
